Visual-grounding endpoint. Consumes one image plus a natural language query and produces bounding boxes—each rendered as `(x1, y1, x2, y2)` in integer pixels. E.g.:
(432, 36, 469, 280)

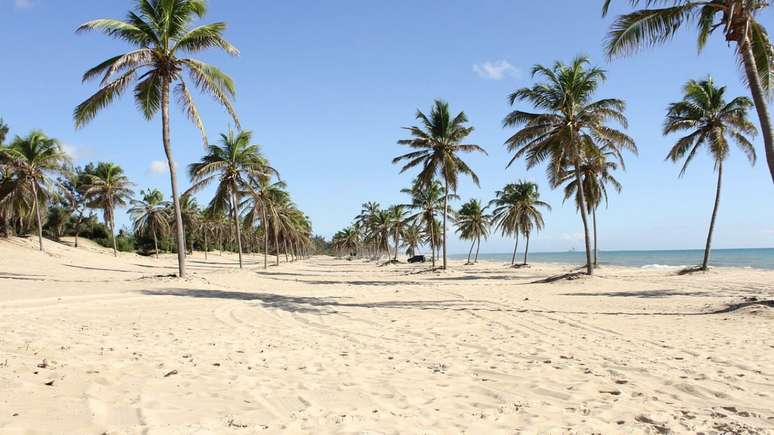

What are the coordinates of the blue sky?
(2, 0, 773, 254)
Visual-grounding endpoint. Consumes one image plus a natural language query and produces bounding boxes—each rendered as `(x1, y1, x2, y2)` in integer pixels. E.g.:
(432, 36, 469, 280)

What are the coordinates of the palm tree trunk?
(574, 160, 594, 275)
(702, 162, 723, 270)
(523, 233, 530, 265)
(274, 231, 280, 266)
(261, 208, 269, 269)
(511, 233, 519, 265)
(230, 190, 243, 269)
(153, 231, 159, 259)
(739, 37, 774, 185)
(161, 81, 187, 277)
(466, 239, 474, 264)
(31, 183, 44, 252)
(428, 219, 436, 269)
(474, 236, 481, 263)
(284, 239, 289, 262)
(110, 216, 117, 257)
(74, 217, 81, 248)
(442, 178, 449, 270)
(204, 230, 208, 260)
(393, 227, 399, 261)
(592, 207, 598, 266)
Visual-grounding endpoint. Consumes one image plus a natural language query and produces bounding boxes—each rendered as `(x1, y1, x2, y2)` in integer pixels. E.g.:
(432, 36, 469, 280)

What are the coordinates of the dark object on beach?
(163, 369, 178, 378)
(408, 255, 426, 264)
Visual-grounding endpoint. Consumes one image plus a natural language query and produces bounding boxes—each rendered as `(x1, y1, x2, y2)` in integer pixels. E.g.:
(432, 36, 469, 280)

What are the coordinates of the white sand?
(1, 236, 773, 434)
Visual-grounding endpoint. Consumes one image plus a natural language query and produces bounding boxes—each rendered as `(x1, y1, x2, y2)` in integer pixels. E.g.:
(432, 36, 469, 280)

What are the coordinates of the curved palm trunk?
(592, 207, 598, 266)
(31, 183, 44, 252)
(230, 190, 243, 269)
(523, 233, 530, 265)
(474, 236, 481, 263)
(442, 179, 449, 270)
(161, 81, 187, 277)
(466, 239, 475, 264)
(740, 38, 774, 185)
(428, 219, 436, 269)
(511, 233, 519, 265)
(262, 207, 269, 269)
(574, 160, 594, 275)
(110, 216, 117, 257)
(153, 230, 159, 259)
(702, 162, 723, 270)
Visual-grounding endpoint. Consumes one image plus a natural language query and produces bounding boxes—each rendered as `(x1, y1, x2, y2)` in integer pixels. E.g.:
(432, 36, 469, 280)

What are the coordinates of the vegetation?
(663, 77, 757, 270)
(84, 162, 134, 256)
(129, 189, 170, 258)
(454, 199, 490, 264)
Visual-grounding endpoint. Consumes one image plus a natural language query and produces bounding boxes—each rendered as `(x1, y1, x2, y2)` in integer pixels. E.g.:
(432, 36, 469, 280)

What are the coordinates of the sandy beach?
(1, 236, 773, 434)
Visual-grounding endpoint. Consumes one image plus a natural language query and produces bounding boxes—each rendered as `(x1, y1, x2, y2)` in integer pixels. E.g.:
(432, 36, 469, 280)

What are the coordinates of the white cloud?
(61, 144, 93, 162)
(148, 160, 169, 175)
(473, 60, 520, 80)
(62, 144, 78, 160)
(15, 0, 33, 9)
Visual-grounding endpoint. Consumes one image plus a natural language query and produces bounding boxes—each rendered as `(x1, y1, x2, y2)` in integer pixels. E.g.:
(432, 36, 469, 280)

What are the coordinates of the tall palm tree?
(556, 148, 624, 266)
(394, 100, 486, 270)
(603, 0, 774, 184)
(188, 130, 276, 268)
(243, 177, 286, 269)
(84, 162, 134, 256)
(129, 188, 169, 258)
(75, 0, 240, 277)
(386, 205, 409, 261)
(664, 77, 757, 270)
(455, 199, 490, 264)
(503, 57, 635, 275)
(400, 180, 449, 268)
(0, 131, 70, 251)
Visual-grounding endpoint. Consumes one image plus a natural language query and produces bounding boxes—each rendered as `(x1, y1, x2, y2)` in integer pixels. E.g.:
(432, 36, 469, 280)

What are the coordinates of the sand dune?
(1, 237, 773, 434)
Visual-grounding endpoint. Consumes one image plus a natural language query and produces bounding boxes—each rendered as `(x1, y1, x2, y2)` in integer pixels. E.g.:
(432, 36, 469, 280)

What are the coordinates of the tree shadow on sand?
(141, 289, 773, 317)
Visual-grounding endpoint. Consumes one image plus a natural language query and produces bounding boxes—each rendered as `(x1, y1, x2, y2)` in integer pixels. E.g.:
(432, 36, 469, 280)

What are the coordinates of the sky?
(1, 0, 773, 254)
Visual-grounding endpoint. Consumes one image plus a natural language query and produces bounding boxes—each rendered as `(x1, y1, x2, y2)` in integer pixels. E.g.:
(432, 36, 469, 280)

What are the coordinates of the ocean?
(451, 248, 774, 270)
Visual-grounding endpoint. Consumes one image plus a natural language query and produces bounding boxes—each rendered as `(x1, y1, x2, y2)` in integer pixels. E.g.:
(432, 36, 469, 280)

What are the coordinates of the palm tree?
(75, 0, 240, 277)
(332, 226, 360, 257)
(244, 177, 287, 269)
(0, 131, 70, 251)
(664, 77, 757, 270)
(556, 148, 624, 266)
(129, 188, 169, 258)
(503, 57, 635, 275)
(603, 0, 774, 184)
(394, 100, 486, 270)
(514, 183, 551, 265)
(188, 130, 276, 269)
(455, 199, 490, 264)
(177, 194, 201, 255)
(401, 180, 449, 268)
(386, 205, 409, 261)
(59, 167, 93, 248)
(401, 223, 422, 258)
(84, 162, 134, 256)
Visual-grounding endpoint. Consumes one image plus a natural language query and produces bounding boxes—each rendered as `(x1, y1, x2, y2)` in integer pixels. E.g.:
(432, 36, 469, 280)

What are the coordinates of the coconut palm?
(188, 130, 276, 268)
(603, 0, 774, 184)
(490, 182, 551, 266)
(129, 188, 170, 258)
(59, 167, 94, 248)
(243, 177, 287, 269)
(386, 205, 410, 261)
(394, 100, 487, 270)
(664, 77, 757, 270)
(0, 131, 70, 251)
(75, 0, 240, 277)
(177, 194, 201, 255)
(401, 223, 422, 257)
(503, 56, 635, 275)
(555, 148, 624, 266)
(84, 162, 134, 256)
(332, 226, 360, 257)
(455, 199, 490, 264)
(514, 183, 551, 265)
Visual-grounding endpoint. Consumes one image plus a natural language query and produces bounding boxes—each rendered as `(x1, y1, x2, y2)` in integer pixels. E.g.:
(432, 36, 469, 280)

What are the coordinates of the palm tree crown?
(129, 188, 170, 258)
(84, 162, 134, 256)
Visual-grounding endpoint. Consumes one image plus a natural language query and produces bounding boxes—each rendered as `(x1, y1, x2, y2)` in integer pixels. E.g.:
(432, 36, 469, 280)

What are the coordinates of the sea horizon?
(450, 247, 774, 270)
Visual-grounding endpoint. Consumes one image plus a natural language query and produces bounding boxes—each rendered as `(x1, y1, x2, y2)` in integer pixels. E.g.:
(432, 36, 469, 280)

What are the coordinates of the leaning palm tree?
(394, 100, 486, 270)
(386, 205, 409, 261)
(556, 148, 624, 266)
(74, 0, 240, 277)
(514, 183, 551, 266)
(0, 131, 70, 251)
(490, 182, 549, 266)
(504, 57, 635, 275)
(243, 176, 286, 269)
(455, 199, 490, 264)
(129, 188, 169, 258)
(603, 0, 774, 184)
(188, 130, 276, 268)
(84, 162, 134, 256)
(664, 77, 757, 270)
